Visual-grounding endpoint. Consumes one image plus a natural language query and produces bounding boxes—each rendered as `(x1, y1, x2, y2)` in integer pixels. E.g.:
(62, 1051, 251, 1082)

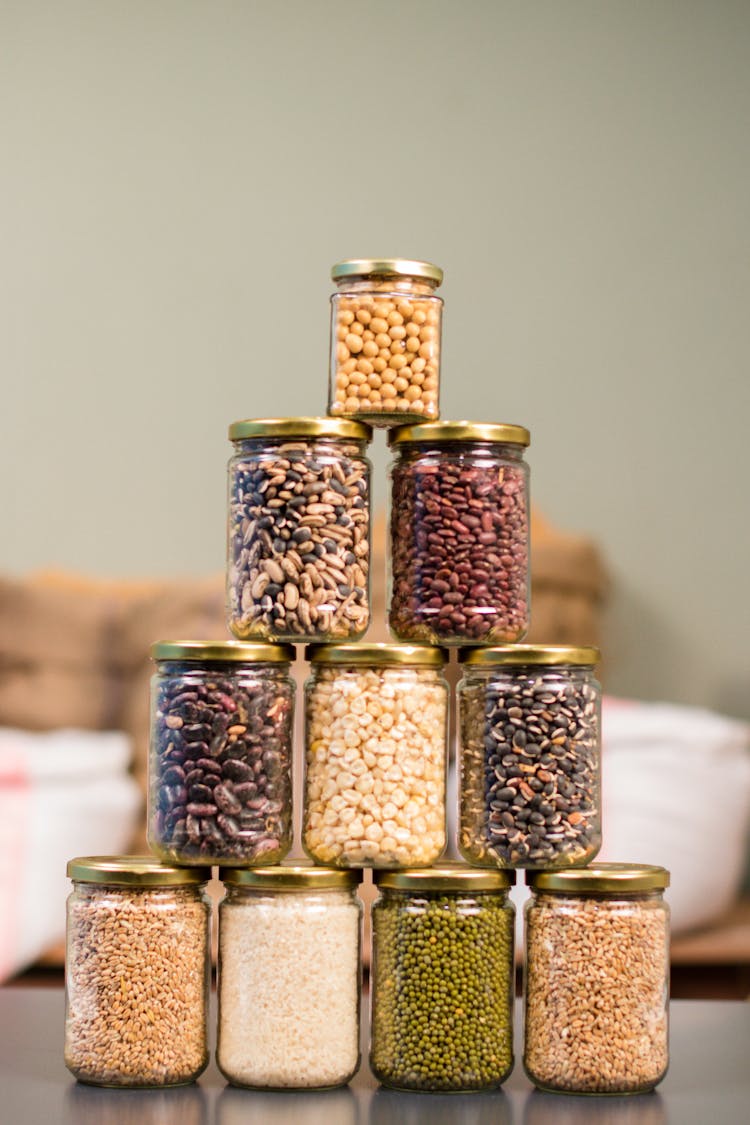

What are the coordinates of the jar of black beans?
(388, 422, 530, 645)
(148, 641, 294, 866)
(370, 866, 515, 1092)
(227, 417, 372, 643)
(457, 646, 601, 869)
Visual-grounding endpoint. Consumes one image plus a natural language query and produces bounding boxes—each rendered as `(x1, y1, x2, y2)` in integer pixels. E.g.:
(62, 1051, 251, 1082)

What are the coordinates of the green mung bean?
(370, 888, 514, 1091)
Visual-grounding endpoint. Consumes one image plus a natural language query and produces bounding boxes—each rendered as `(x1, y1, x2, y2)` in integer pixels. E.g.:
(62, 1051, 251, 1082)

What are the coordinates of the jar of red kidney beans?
(388, 422, 531, 645)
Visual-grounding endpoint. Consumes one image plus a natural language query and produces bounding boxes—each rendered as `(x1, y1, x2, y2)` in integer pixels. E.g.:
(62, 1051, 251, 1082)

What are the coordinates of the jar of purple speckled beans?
(148, 641, 294, 866)
(387, 422, 531, 645)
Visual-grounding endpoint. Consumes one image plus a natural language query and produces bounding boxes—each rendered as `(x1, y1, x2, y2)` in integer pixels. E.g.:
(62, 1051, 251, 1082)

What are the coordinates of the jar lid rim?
(228, 417, 372, 441)
(306, 642, 448, 667)
(331, 258, 443, 285)
(67, 856, 210, 885)
(528, 863, 670, 893)
(388, 421, 530, 447)
(459, 644, 600, 667)
(375, 864, 515, 890)
(220, 864, 361, 889)
(150, 640, 295, 663)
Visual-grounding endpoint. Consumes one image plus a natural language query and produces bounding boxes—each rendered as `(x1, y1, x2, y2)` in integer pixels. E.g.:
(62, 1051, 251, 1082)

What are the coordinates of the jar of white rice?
(217, 865, 362, 1088)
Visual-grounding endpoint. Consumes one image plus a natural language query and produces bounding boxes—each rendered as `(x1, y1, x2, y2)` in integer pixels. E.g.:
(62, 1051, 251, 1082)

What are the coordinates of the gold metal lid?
(375, 863, 515, 891)
(67, 856, 209, 886)
(150, 640, 295, 663)
(331, 258, 443, 285)
(388, 421, 531, 447)
(527, 863, 670, 894)
(306, 642, 448, 668)
(221, 865, 361, 890)
(459, 644, 600, 667)
(228, 417, 372, 442)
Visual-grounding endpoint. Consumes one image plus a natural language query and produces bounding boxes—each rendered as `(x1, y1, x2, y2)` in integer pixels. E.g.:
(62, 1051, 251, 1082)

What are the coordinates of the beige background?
(1, 0, 748, 717)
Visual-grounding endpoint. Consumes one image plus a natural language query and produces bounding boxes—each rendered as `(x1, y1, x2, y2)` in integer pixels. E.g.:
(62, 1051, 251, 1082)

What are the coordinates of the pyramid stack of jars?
(64, 260, 670, 1095)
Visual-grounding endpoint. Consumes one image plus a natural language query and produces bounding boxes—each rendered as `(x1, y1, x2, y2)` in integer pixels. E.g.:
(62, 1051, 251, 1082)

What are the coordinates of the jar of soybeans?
(65, 856, 211, 1087)
(457, 645, 601, 869)
(370, 865, 515, 1092)
(303, 643, 448, 868)
(217, 866, 362, 1089)
(227, 417, 372, 642)
(328, 259, 443, 426)
(148, 641, 295, 866)
(524, 864, 670, 1094)
(388, 422, 531, 644)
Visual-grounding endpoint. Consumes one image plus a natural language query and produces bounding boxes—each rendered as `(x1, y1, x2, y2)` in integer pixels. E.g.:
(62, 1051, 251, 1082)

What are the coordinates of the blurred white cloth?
(0, 728, 141, 981)
(598, 698, 750, 931)
(509, 698, 750, 936)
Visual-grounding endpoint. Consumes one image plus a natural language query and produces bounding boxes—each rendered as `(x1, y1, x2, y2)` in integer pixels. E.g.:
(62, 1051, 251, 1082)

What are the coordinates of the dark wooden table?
(1, 988, 748, 1124)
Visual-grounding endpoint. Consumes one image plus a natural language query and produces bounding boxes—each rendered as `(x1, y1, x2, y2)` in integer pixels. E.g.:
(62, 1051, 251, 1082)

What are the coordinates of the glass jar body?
(389, 442, 530, 644)
(303, 665, 448, 867)
(370, 886, 515, 1091)
(227, 436, 371, 642)
(217, 885, 362, 1088)
(458, 665, 601, 868)
(148, 660, 294, 865)
(524, 890, 670, 1094)
(329, 276, 442, 426)
(64, 882, 210, 1087)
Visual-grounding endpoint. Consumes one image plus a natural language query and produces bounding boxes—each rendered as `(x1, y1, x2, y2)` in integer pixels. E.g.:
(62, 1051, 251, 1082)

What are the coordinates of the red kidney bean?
(389, 459, 530, 644)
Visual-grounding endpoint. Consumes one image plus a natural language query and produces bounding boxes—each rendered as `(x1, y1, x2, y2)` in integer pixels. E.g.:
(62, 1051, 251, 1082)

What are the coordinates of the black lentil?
(459, 669, 600, 868)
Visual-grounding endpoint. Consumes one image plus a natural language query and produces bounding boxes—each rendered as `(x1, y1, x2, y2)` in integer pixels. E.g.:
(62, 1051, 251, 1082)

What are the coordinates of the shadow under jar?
(524, 864, 670, 1095)
(64, 856, 210, 1088)
(388, 422, 531, 645)
(370, 866, 516, 1092)
(227, 417, 372, 642)
(458, 645, 601, 869)
(217, 866, 362, 1090)
(328, 258, 443, 426)
(303, 643, 448, 868)
(148, 641, 294, 866)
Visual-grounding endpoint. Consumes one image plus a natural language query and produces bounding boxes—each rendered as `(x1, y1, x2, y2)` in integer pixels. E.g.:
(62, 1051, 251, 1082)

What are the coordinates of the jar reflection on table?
(523, 1089, 667, 1125)
(64, 1082, 208, 1125)
(369, 1087, 512, 1125)
(217, 1085, 358, 1125)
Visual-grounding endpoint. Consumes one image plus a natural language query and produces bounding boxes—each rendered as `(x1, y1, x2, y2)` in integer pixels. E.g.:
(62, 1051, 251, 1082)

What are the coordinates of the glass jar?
(303, 643, 448, 867)
(458, 645, 601, 869)
(524, 864, 670, 1095)
(329, 258, 443, 426)
(148, 641, 294, 866)
(227, 417, 372, 642)
(217, 866, 362, 1089)
(388, 422, 531, 644)
(370, 866, 516, 1092)
(64, 856, 211, 1087)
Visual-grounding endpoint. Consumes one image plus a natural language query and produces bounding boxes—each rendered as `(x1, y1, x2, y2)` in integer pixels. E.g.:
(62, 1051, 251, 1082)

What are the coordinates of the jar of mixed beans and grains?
(64, 857, 210, 1088)
(524, 864, 670, 1095)
(370, 866, 515, 1092)
(458, 645, 601, 869)
(148, 641, 295, 866)
(227, 417, 372, 642)
(328, 259, 443, 426)
(303, 643, 448, 868)
(217, 865, 362, 1090)
(388, 422, 530, 645)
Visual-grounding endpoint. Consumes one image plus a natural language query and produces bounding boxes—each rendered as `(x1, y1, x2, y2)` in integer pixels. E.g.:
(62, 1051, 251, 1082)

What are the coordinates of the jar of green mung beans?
(370, 865, 516, 1092)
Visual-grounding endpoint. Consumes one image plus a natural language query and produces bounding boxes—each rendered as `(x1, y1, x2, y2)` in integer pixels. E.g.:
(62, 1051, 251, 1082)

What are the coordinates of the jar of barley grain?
(524, 864, 670, 1094)
(64, 856, 210, 1087)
